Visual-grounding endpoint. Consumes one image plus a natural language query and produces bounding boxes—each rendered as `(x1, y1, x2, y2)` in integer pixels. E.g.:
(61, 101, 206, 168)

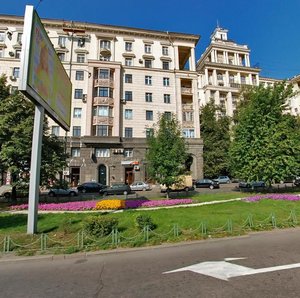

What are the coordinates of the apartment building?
(197, 27, 261, 116)
(0, 15, 203, 186)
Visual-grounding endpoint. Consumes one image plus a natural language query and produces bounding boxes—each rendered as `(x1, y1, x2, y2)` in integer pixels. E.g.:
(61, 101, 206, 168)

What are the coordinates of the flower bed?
(10, 198, 194, 211)
(243, 193, 300, 202)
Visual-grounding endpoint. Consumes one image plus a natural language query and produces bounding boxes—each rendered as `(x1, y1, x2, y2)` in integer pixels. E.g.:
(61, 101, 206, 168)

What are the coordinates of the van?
(0, 184, 12, 199)
(160, 175, 194, 193)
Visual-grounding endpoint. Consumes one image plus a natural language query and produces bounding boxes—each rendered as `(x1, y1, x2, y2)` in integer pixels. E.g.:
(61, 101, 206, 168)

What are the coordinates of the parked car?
(48, 188, 78, 197)
(160, 175, 194, 193)
(77, 182, 106, 193)
(194, 179, 220, 189)
(214, 176, 231, 184)
(99, 183, 132, 196)
(239, 181, 266, 189)
(0, 184, 12, 199)
(294, 178, 300, 187)
(130, 181, 151, 191)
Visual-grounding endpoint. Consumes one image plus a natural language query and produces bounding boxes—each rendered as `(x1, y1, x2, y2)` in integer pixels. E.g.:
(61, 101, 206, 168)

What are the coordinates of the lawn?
(1, 191, 300, 255)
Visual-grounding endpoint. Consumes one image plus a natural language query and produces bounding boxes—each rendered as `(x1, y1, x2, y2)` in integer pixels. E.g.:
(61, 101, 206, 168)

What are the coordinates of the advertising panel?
(19, 6, 71, 130)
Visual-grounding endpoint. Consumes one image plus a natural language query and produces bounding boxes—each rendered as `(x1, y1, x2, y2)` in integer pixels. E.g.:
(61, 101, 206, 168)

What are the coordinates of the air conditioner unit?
(9, 51, 15, 57)
(82, 94, 87, 102)
(9, 75, 16, 81)
(139, 59, 143, 64)
(17, 40, 22, 45)
(134, 165, 140, 171)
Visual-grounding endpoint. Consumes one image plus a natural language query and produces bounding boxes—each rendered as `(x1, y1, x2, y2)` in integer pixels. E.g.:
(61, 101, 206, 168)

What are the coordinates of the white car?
(0, 184, 12, 199)
(130, 181, 151, 191)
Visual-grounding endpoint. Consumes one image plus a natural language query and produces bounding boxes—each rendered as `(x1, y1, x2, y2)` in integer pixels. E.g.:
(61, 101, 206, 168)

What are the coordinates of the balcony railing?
(92, 116, 114, 126)
(94, 78, 114, 88)
(181, 87, 192, 95)
(93, 97, 114, 106)
(182, 104, 194, 111)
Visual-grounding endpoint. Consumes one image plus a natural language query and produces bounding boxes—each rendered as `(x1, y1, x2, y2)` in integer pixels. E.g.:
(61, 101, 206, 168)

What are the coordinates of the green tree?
(146, 113, 188, 198)
(0, 75, 68, 201)
(229, 82, 300, 186)
(200, 100, 231, 178)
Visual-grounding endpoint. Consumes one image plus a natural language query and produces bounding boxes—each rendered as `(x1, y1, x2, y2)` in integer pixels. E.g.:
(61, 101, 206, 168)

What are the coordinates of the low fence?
(1, 210, 298, 255)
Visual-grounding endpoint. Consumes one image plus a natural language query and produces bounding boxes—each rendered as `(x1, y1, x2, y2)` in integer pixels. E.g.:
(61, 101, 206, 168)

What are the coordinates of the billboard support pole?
(27, 104, 44, 234)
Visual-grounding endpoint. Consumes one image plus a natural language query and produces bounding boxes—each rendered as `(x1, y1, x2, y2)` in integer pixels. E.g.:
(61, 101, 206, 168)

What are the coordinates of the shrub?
(83, 216, 118, 237)
(135, 214, 156, 231)
(95, 199, 125, 210)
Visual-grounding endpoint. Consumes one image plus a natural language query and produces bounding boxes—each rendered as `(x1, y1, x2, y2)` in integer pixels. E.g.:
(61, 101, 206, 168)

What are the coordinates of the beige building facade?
(0, 15, 203, 186)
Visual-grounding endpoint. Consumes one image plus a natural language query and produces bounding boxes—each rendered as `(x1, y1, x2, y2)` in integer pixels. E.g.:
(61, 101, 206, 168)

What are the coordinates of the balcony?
(100, 47, 111, 57)
(182, 104, 194, 111)
(93, 97, 114, 106)
(92, 116, 114, 126)
(94, 78, 114, 88)
(181, 87, 192, 95)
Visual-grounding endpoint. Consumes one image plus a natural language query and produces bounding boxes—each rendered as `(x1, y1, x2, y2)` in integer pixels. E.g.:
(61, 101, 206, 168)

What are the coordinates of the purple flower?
(243, 194, 300, 202)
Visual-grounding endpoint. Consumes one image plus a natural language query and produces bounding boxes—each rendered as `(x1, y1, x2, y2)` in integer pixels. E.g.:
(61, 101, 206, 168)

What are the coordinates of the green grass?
(1, 191, 300, 254)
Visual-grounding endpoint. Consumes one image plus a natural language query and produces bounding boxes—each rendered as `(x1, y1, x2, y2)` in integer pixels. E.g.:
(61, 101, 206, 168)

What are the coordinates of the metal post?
(27, 105, 44, 234)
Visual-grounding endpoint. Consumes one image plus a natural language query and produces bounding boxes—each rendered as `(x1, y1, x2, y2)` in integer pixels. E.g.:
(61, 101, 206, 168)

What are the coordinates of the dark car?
(294, 178, 300, 187)
(194, 179, 220, 189)
(239, 181, 266, 189)
(99, 183, 132, 196)
(77, 182, 106, 193)
(48, 188, 78, 197)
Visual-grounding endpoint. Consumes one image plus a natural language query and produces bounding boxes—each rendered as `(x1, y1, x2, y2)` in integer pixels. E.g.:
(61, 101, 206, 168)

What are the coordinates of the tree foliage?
(146, 113, 188, 193)
(200, 100, 231, 178)
(0, 75, 68, 195)
(229, 82, 300, 185)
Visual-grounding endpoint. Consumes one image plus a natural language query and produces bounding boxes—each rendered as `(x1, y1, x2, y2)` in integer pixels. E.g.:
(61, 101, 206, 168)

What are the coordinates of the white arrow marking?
(163, 258, 300, 281)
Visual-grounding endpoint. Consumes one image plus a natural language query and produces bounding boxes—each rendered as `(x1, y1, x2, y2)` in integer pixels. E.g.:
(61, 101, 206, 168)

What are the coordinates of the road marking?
(163, 258, 300, 281)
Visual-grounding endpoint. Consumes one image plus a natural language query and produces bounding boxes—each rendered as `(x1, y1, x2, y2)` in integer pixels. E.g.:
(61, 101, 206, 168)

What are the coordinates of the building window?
(17, 33, 23, 44)
(77, 38, 85, 47)
(94, 106, 112, 117)
(145, 92, 152, 102)
(99, 55, 110, 61)
(182, 129, 195, 138)
(164, 94, 171, 104)
(51, 126, 60, 136)
(144, 44, 152, 54)
(164, 112, 172, 120)
(124, 91, 133, 101)
(241, 76, 246, 84)
(217, 73, 223, 81)
(75, 71, 84, 80)
(124, 148, 133, 157)
(125, 127, 133, 138)
(125, 109, 133, 120)
(125, 58, 133, 66)
(99, 69, 109, 79)
(125, 42, 132, 51)
(95, 148, 110, 158)
(77, 54, 85, 63)
(146, 110, 153, 121)
(74, 89, 83, 99)
(96, 87, 112, 98)
(13, 67, 20, 78)
(163, 77, 170, 86)
(183, 111, 194, 122)
(73, 108, 82, 118)
(162, 61, 169, 70)
(145, 75, 152, 85)
(58, 36, 66, 48)
(72, 126, 81, 137)
(0, 32, 5, 42)
(100, 40, 111, 50)
(162, 46, 169, 56)
(71, 148, 80, 157)
(0, 48, 4, 58)
(15, 50, 21, 59)
(125, 74, 132, 83)
(145, 59, 152, 68)
(97, 125, 108, 136)
(57, 52, 65, 61)
(146, 128, 154, 138)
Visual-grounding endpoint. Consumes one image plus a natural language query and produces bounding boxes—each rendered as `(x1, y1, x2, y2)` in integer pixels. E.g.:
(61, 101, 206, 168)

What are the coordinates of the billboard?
(19, 6, 72, 131)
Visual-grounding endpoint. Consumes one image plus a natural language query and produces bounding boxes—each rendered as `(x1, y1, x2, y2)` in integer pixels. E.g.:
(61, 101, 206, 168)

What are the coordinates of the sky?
(3, 0, 300, 79)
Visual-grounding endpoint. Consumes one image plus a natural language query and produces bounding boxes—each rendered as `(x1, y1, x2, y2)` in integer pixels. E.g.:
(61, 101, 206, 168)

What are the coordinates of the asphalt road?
(1, 228, 300, 298)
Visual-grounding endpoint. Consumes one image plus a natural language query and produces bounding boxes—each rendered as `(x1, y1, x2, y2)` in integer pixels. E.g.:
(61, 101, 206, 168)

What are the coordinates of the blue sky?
(4, 0, 300, 79)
